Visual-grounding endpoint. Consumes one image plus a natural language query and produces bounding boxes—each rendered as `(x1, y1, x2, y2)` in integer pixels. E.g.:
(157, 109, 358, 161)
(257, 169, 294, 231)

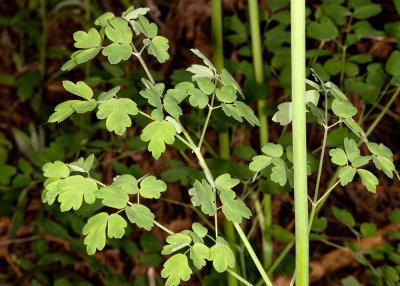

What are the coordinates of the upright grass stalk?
(211, 1, 238, 285)
(291, 0, 309, 285)
(248, 0, 272, 269)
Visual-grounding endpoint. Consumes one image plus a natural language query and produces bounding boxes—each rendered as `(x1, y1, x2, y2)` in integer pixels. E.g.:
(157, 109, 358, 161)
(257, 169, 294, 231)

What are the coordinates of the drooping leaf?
(234, 101, 260, 126)
(220, 69, 243, 96)
(190, 49, 215, 71)
(48, 100, 80, 123)
(161, 254, 192, 286)
(125, 204, 155, 231)
(97, 98, 138, 135)
(357, 169, 379, 193)
(209, 237, 235, 273)
(137, 15, 158, 38)
(139, 176, 167, 199)
(140, 121, 176, 159)
(188, 180, 216, 216)
(219, 188, 251, 223)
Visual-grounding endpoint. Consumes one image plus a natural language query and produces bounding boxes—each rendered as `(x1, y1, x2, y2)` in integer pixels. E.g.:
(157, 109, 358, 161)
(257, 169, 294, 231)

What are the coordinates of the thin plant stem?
(291, 0, 309, 285)
(152, 220, 174, 235)
(226, 269, 254, 286)
(131, 43, 156, 85)
(249, 0, 272, 268)
(233, 223, 273, 286)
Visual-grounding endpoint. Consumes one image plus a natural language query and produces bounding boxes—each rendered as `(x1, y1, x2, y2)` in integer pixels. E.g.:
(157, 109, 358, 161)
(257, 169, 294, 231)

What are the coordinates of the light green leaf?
(332, 206, 355, 228)
(43, 161, 70, 178)
(190, 243, 210, 269)
(146, 36, 170, 63)
(94, 12, 115, 27)
(272, 102, 292, 126)
(164, 96, 182, 118)
(249, 155, 272, 172)
(190, 49, 215, 71)
(220, 69, 243, 96)
(219, 188, 251, 223)
(188, 88, 208, 109)
(187, 64, 214, 80)
(42, 178, 63, 205)
(372, 156, 395, 178)
(71, 99, 97, 113)
(95, 186, 129, 208)
(351, 156, 370, 168)
(140, 121, 176, 159)
(357, 169, 378, 193)
(161, 254, 192, 286)
(58, 175, 98, 211)
(73, 28, 101, 49)
(192, 222, 208, 238)
(165, 82, 194, 103)
(367, 142, 393, 158)
(48, 100, 80, 123)
(112, 174, 138, 194)
(338, 165, 356, 186)
(221, 103, 243, 122)
(270, 158, 287, 186)
(62, 80, 93, 100)
(329, 148, 348, 165)
(137, 15, 158, 38)
(188, 179, 216, 216)
(161, 233, 192, 255)
(215, 86, 237, 103)
(125, 204, 155, 231)
(123, 7, 150, 20)
(102, 43, 132, 64)
(139, 176, 167, 199)
(344, 137, 361, 162)
(107, 213, 127, 238)
(234, 101, 260, 126)
(262, 143, 283, 157)
(332, 99, 357, 118)
(105, 17, 132, 44)
(97, 98, 138, 135)
(98, 86, 121, 101)
(82, 212, 108, 255)
(215, 173, 240, 193)
(209, 238, 235, 273)
(196, 77, 215, 95)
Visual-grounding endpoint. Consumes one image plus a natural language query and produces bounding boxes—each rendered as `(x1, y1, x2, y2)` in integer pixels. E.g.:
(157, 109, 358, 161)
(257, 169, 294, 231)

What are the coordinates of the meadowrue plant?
(41, 6, 273, 286)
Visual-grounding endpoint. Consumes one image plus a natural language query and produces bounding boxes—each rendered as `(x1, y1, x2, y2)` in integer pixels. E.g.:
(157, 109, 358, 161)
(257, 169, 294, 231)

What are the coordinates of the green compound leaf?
(71, 99, 97, 113)
(97, 98, 138, 135)
(215, 86, 237, 103)
(58, 175, 98, 211)
(357, 169, 379, 193)
(140, 121, 176, 159)
(190, 243, 210, 269)
(196, 77, 215, 95)
(191, 48, 215, 71)
(69, 155, 95, 173)
(95, 11, 115, 27)
(145, 36, 170, 63)
(372, 156, 396, 178)
(161, 233, 192, 255)
(48, 100, 80, 123)
(161, 253, 192, 286)
(105, 17, 132, 44)
(332, 206, 355, 228)
(112, 174, 138, 194)
(338, 165, 356, 186)
(73, 28, 101, 49)
(95, 186, 129, 208)
(272, 102, 292, 126)
(102, 43, 132, 64)
(139, 175, 167, 199)
(188, 179, 216, 216)
(351, 156, 371, 168)
(262, 143, 284, 157)
(234, 101, 260, 126)
(367, 142, 393, 158)
(270, 158, 288, 186)
(209, 237, 235, 273)
(165, 82, 194, 103)
(136, 15, 158, 38)
(164, 96, 182, 118)
(219, 188, 251, 223)
(215, 173, 240, 193)
(125, 203, 155, 231)
(329, 148, 348, 166)
(42, 178, 63, 205)
(221, 103, 243, 122)
(107, 213, 127, 238)
(62, 47, 101, 70)
(122, 7, 150, 21)
(188, 88, 208, 109)
(98, 86, 121, 101)
(43, 161, 70, 178)
(82, 212, 108, 255)
(220, 69, 243, 97)
(62, 80, 93, 100)
(187, 64, 214, 80)
(249, 155, 272, 172)
(331, 98, 357, 118)
(344, 137, 361, 162)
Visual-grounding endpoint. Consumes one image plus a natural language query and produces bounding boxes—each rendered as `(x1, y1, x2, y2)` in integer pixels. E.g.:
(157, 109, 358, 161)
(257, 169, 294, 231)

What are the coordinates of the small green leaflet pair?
(330, 138, 399, 192)
(188, 173, 251, 224)
(62, 5, 169, 71)
(161, 224, 235, 286)
(42, 156, 167, 254)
